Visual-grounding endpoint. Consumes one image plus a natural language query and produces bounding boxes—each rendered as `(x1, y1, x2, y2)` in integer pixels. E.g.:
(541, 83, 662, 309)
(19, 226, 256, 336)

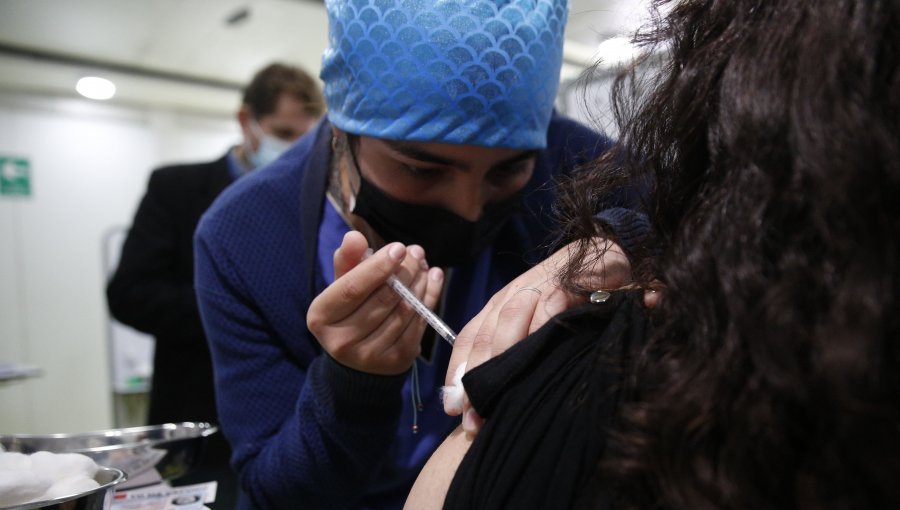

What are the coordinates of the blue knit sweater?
(194, 116, 637, 509)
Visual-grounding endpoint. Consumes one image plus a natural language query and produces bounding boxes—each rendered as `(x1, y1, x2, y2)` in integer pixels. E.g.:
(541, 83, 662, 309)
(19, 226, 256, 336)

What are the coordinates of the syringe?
(364, 249, 457, 345)
(385, 273, 457, 345)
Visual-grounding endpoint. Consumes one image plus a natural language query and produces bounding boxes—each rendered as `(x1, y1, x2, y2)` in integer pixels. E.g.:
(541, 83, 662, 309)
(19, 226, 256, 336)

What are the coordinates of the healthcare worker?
(194, 1, 645, 508)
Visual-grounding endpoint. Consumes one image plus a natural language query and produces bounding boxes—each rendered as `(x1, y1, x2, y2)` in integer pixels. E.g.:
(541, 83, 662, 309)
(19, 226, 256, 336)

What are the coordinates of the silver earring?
(589, 290, 611, 304)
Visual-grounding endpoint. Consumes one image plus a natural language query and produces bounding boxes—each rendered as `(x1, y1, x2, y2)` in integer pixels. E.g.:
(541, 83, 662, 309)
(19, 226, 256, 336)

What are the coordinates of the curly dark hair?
(557, 0, 900, 508)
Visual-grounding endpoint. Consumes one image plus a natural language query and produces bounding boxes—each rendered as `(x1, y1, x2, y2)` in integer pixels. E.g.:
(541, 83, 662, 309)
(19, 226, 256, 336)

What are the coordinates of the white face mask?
(247, 119, 292, 170)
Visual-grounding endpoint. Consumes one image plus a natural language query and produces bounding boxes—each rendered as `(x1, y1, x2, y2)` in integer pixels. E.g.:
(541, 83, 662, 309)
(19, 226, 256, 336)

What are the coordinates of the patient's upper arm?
(405, 425, 473, 509)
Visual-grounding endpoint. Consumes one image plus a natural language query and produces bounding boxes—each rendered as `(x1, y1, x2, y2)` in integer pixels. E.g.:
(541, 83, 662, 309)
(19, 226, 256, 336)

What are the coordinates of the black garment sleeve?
(444, 292, 649, 510)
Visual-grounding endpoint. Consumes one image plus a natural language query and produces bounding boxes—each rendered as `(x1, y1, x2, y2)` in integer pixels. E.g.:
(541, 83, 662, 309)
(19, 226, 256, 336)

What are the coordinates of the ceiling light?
(76, 76, 116, 100)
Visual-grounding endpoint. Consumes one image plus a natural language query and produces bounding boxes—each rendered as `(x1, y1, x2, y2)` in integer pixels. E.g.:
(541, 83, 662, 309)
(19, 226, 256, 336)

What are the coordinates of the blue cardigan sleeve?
(193, 169, 408, 509)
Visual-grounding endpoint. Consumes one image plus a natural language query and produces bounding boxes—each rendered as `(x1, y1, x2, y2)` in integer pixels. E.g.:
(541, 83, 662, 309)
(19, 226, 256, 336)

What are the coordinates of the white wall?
(0, 89, 238, 434)
(560, 54, 668, 141)
(560, 73, 619, 139)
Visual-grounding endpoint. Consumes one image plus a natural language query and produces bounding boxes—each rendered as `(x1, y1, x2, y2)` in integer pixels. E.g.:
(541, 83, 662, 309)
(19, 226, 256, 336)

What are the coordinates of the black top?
(106, 153, 237, 505)
(444, 291, 649, 510)
(107, 153, 233, 424)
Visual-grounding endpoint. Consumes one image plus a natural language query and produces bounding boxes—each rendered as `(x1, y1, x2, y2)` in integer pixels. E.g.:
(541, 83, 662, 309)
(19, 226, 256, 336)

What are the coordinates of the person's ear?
(238, 104, 252, 131)
(237, 105, 258, 149)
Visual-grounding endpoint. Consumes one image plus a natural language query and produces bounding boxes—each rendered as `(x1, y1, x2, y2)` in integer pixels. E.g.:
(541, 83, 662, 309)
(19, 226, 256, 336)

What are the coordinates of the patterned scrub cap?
(321, 0, 569, 149)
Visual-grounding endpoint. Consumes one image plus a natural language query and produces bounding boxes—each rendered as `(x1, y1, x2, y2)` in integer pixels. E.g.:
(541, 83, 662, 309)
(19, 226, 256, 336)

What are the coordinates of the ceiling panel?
(0, 0, 653, 115)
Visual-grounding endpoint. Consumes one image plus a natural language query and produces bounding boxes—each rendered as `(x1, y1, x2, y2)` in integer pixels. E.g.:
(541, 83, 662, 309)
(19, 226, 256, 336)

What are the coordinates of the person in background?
(106, 62, 324, 505)
(408, 0, 900, 508)
(193, 0, 647, 508)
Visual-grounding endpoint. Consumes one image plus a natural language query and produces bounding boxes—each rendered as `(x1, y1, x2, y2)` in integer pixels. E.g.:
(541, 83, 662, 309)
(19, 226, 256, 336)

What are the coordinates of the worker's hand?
(443, 238, 632, 436)
(308, 231, 444, 375)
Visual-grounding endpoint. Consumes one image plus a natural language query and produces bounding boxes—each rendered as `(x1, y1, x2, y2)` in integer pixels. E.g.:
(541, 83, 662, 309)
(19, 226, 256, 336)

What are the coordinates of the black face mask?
(346, 142, 521, 267)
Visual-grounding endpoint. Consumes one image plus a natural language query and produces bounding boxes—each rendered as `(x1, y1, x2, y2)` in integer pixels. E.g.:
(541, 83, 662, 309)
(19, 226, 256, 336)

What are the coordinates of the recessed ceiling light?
(76, 76, 116, 100)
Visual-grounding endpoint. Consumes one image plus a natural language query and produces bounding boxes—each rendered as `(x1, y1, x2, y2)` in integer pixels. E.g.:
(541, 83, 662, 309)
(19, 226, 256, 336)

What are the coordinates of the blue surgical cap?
(321, 0, 569, 149)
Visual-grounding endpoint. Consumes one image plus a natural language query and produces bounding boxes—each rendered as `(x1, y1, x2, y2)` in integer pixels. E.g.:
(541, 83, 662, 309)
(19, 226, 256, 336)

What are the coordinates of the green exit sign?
(0, 156, 31, 197)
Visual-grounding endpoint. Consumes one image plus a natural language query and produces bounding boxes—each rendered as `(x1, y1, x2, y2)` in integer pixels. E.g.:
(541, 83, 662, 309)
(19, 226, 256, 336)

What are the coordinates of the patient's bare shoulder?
(405, 425, 473, 509)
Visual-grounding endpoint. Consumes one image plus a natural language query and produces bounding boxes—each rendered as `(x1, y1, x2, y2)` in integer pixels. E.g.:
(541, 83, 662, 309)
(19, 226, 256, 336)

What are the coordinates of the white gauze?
(40, 475, 101, 499)
(30, 451, 98, 481)
(0, 450, 100, 506)
(0, 452, 52, 507)
(441, 361, 467, 415)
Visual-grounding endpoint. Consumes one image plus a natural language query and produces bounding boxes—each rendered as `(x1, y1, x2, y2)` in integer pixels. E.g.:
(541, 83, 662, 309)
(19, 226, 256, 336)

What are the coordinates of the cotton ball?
(441, 362, 467, 415)
(30, 451, 98, 481)
(40, 475, 101, 500)
(0, 469, 53, 507)
(0, 451, 32, 472)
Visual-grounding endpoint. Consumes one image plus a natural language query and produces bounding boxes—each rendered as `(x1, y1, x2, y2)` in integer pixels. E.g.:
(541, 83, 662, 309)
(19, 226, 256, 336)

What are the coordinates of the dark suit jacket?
(106, 152, 234, 462)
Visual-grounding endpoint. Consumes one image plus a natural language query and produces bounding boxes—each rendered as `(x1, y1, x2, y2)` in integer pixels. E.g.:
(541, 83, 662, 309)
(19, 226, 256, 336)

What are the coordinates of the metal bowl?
(0, 466, 126, 510)
(0, 422, 217, 487)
